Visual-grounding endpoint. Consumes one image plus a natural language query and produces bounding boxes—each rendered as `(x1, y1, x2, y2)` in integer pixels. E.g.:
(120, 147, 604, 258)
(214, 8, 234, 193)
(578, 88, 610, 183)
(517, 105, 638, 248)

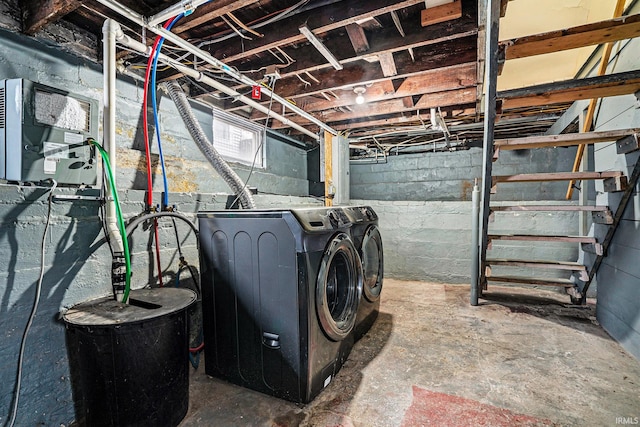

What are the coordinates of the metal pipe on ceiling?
(94, 0, 338, 137)
(114, 26, 320, 140)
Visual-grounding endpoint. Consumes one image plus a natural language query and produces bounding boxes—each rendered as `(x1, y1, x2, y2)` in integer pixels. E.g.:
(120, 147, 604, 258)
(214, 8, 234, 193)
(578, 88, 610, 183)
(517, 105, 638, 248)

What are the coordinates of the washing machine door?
(316, 232, 363, 341)
(361, 225, 383, 303)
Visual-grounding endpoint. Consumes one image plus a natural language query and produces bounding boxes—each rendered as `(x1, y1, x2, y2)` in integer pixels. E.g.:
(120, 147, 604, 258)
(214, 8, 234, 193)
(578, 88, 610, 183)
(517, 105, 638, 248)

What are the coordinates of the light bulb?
(356, 94, 365, 104)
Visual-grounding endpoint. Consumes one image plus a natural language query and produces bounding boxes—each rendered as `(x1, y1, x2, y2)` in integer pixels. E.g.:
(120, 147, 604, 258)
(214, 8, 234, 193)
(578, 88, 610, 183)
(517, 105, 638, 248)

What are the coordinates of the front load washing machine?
(197, 207, 363, 403)
(342, 206, 384, 341)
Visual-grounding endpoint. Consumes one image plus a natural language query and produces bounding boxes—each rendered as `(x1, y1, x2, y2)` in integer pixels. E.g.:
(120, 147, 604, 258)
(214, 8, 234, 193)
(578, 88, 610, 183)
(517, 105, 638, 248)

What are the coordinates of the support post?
(477, 0, 501, 294)
(324, 131, 333, 206)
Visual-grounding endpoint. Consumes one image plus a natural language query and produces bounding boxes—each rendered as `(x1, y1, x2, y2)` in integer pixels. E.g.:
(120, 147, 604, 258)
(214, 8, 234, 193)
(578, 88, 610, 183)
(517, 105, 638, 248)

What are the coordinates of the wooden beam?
(346, 23, 370, 54)
(495, 129, 640, 150)
(286, 106, 476, 134)
(379, 52, 398, 77)
(486, 258, 587, 272)
(243, 24, 478, 82)
(486, 276, 574, 287)
(500, 13, 640, 60)
(165, 8, 478, 87)
(491, 205, 610, 212)
(421, 0, 463, 27)
(23, 0, 82, 35)
(396, 62, 476, 96)
(267, 37, 477, 100)
(249, 62, 475, 115)
(266, 87, 476, 128)
(414, 87, 476, 108)
(213, 0, 425, 64)
(173, 0, 258, 34)
(488, 234, 597, 244)
(493, 171, 623, 184)
(498, 70, 640, 110)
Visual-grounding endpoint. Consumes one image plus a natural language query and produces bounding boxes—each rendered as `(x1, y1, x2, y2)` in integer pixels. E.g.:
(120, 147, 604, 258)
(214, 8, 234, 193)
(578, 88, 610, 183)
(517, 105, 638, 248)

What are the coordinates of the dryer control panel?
(343, 206, 378, 223)
(291, 207, 350, 231)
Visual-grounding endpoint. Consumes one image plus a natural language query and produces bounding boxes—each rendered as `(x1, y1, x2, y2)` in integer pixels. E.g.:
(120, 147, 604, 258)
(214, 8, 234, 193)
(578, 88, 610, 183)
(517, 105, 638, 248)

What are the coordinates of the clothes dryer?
(197, 207, 363, 403)
(342, 206, 383, 341)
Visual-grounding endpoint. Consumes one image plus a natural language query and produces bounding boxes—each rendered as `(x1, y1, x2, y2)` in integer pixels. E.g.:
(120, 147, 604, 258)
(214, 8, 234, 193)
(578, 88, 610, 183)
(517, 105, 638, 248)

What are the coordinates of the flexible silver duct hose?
(164, 81, 256, 209)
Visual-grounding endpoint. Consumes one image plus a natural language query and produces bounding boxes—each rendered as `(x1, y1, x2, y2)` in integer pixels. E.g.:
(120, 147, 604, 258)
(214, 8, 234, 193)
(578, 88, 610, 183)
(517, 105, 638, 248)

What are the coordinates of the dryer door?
(316, 233, 363, 341)
(361, 225, 384, 302)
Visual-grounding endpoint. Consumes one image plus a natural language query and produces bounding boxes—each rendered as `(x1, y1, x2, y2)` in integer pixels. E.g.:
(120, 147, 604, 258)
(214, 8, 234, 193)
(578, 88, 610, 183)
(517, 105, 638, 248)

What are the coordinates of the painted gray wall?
(580, 34, 640, 360)
(0, 25, 316, 426)
(353, 199, 578, 285)
(0, 27, 310, 198)
(351, 146, 578, 202)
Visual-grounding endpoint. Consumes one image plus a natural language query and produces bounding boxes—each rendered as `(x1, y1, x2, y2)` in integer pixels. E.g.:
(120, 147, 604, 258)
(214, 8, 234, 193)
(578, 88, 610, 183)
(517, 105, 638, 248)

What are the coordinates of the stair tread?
(494, 128, 640, 150)
(486, 258, 587, 270)
(493, 171, 623, 183)
(488, 234, 597, 243)
(487, 275, 575, 287)
(490, 205, 609, 212)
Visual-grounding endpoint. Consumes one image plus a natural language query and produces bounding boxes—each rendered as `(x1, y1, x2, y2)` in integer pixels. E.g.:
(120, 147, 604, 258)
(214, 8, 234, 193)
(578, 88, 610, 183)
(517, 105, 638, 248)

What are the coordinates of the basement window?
(212, 109, 264, 168)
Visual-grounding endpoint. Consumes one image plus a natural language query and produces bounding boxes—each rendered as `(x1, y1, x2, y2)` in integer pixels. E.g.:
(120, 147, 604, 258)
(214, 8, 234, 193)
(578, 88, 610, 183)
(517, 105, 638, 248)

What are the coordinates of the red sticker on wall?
(251, 85, 261, 100)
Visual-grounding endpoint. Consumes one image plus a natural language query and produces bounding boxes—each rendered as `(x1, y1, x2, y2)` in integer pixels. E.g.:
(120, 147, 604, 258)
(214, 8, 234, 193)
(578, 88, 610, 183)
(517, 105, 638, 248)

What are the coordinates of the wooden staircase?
(474, 0, 640, 305)
(479, 129, 640, 304)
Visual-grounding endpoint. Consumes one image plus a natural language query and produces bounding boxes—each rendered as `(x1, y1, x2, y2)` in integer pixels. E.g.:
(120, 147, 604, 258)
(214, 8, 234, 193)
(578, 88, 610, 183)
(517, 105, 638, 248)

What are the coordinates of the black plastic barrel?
(63, 288, 196, 427)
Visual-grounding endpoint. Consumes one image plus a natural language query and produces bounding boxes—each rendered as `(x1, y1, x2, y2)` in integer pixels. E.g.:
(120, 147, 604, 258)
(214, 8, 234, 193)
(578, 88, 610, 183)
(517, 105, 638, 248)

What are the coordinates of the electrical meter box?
(0, 78, 99, 185)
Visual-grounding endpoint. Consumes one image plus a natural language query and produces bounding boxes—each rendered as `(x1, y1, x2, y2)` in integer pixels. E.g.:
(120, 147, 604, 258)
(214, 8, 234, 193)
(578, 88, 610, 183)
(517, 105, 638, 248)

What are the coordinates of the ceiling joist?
(211, 0, 426, 63)
(22, 0, 82, 35)
(421, 0, 462, 26)
(346, 23, 370, 54)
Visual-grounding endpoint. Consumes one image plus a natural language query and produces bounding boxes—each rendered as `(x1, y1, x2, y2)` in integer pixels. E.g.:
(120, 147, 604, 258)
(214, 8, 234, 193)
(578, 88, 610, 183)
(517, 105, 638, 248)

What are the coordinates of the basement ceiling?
(13, 0, 639, 153)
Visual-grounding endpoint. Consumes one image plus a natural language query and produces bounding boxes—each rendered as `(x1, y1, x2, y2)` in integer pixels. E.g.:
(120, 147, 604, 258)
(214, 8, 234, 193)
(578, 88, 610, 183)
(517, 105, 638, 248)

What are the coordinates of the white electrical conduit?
(114, 26, 320, 140)
(102, 19, 125, 255)
(95, 0, 337, 138)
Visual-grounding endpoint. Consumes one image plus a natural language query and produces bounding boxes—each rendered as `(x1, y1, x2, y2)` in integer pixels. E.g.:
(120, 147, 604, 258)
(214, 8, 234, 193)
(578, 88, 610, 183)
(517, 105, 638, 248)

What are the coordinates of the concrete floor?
(181, 279, 640, 426)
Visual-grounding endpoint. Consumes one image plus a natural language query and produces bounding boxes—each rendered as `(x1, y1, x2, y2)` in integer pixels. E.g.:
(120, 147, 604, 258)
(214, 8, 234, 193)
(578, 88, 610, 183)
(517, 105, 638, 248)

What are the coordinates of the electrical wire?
(89, 139, 132, 303)
(8, 179, 57, 427)
(195, 0, 310, 48)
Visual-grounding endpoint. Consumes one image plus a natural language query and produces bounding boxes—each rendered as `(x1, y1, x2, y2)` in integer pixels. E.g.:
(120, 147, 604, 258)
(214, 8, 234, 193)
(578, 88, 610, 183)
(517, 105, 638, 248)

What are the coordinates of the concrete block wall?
(351, 199, 578, 284)
(0, 27, 310, 197)
(0, 184, 321, 426)
(351, 145, 577, 202)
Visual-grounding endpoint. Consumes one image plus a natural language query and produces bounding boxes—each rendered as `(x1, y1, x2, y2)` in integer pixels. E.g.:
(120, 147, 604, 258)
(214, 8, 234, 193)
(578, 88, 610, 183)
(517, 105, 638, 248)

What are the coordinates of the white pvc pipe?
(95, 0, 338, 136)
(114, 28, 320, 140)
(147, 0, 209, 26)
(103, 19, 125, 256)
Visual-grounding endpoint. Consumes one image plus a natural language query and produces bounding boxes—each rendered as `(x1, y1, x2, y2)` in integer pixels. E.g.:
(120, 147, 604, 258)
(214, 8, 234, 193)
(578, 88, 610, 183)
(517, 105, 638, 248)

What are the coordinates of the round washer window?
(361, 225, 383, 302)
(316, 233, 363, 341)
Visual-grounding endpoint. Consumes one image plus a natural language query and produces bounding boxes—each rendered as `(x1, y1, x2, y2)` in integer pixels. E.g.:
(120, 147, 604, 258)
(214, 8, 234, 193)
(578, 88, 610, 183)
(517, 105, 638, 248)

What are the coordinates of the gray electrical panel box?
(0, 78, 98, 185)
